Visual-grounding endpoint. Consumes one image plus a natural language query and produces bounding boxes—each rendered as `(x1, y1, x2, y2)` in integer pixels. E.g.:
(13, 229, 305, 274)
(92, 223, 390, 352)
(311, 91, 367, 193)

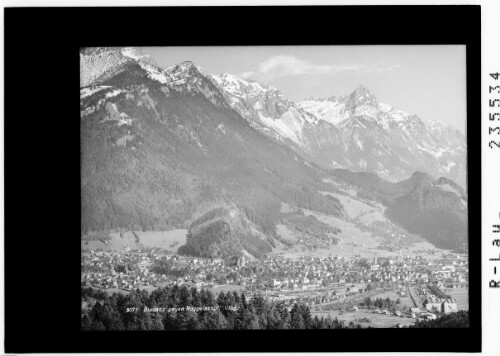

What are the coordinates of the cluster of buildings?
(81, 247, 468, 315)
(424, 297, 458, 314)
(81, 249, 169, 290)
(416, 284, 459, 314)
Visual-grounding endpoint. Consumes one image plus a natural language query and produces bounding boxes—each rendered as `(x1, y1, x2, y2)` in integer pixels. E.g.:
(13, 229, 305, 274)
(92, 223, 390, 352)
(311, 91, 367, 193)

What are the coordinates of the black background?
(4, 5, 481, 353)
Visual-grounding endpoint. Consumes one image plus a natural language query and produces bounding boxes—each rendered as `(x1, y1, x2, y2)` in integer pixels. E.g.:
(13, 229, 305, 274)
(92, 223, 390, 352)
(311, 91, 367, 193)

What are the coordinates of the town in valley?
(81, 47, 469, 329)
(82, 229, 468, 328)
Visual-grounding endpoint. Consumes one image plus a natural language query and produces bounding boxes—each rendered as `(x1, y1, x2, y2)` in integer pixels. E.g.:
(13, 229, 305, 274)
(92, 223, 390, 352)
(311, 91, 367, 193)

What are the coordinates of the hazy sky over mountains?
(142, 46, 466, 133)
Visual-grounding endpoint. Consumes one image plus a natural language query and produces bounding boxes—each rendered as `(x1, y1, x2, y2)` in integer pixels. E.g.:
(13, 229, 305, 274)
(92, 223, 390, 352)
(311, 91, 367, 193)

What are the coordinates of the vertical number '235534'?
(489, 73, 500, 149)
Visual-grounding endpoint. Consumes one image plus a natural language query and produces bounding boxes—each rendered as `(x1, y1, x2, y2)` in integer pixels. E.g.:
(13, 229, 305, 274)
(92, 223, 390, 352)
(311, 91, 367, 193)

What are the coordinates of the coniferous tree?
(290, 304, 305, 329)
(186, 311, 201, 330)
(81, 286, 356, 331)
(179, 285, 192, 308)
(90, 319, 106, 330)
(300, 304, 312, 329)
(81, 315, 93, 330)
(163, 311, 177, 330)
(276, 302, 291, 329)
(191, 288, 201, 307)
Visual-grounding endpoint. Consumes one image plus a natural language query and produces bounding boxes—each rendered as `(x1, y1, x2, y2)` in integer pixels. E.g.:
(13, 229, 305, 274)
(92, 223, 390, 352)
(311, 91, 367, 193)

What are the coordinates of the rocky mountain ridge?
(213, 76, 467, 186)
(80, 47, 346, 259)
(80, 47, 468, 256)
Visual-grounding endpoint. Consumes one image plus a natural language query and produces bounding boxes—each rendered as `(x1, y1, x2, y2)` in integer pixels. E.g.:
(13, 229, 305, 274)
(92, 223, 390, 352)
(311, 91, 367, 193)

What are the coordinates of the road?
(407, 286, 423, 308)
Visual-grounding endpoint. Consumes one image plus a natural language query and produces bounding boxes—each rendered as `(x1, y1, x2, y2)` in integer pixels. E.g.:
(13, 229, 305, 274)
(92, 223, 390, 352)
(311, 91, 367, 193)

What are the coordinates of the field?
(276, 224, 298, 243)
(273, 203, 451, 262)
(305, 209, 381, 250)
(210, 284, 245, 296)
(445, 287, 469, 310)
(369, 291, 414, 308)
(402, 242, 451, 261)
(82, 230, 188, 252)
(357, 209, 389, 225)
(135, 230, 188, 250)
(369, 291, 400, 300)
(275, 208, 384, 259)
(320, 179, 358, 197)
(311, 309, 417, 328)
(275, 193, 453, 261)
(319, 192, 375, 220)
(319, 191, 389, 225)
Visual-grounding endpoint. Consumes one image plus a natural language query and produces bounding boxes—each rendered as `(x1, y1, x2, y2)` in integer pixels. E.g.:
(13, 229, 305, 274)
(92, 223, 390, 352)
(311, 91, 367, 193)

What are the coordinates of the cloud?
(239, 55, 399, 80)
(358, 62, 401, 74)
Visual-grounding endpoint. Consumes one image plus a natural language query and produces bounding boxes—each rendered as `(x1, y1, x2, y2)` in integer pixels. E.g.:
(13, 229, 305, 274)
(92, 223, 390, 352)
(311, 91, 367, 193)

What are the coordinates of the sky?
(141, 46, 466, 133)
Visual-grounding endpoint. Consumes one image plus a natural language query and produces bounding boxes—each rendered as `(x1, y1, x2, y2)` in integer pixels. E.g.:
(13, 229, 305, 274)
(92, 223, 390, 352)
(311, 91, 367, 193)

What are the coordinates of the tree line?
(359, 296, 401, 310)
(81, 285, 358, 330)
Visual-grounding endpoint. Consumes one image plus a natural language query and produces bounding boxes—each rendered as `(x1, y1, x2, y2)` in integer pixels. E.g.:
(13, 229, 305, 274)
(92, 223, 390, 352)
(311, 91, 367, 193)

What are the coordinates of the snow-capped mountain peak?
(425, 118, 450, 133)
(340, 85, 378, 115)
(297, 86, 465, 186)
(164, 60, 198, 79)
(210, 73, 320, 148)
(80, 48, 466, 188)
(154, 61, 229, 108)
(121, 47, 161, 68)
(175, 60, 196, 70)
(298, 85, 380, 126)
(81, 48, 229, 109)
(424, 118, 465, 150)
(299, 98, 347, 126)
(345, 84, 377, 102)
(80, 47, 132, 87)
(121, 47, 148, 61)
(211, 73, 280, 99)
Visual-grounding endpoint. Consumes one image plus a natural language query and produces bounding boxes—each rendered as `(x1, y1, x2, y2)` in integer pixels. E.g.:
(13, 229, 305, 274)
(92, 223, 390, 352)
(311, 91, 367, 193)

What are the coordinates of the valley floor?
(311, 309, 417, 328)
(81, 189, 468, 328)
(273, 198, 448, 262)
(82, 229, 187, 252)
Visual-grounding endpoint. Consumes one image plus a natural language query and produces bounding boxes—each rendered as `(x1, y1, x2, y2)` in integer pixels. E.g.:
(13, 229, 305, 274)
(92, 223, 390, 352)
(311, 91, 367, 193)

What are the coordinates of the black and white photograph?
(80, 45, 470, 330)
(3, 4, 494, 354)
